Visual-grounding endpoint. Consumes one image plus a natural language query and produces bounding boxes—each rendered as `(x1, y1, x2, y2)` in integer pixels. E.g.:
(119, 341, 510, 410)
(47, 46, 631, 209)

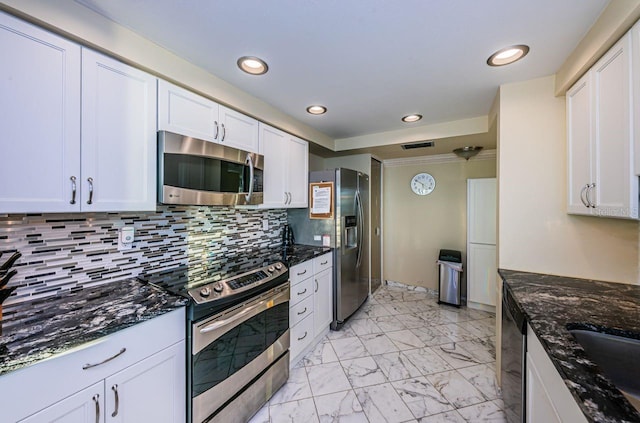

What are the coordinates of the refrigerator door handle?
(355, 191, 364, 268)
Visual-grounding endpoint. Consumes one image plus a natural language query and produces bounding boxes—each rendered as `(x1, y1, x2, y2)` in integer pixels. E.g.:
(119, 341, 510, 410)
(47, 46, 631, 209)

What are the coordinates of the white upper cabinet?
(567, 73, 594, 215)
(157, 80, 259, 153)
(82, 48, 157, 212)
(158, 79, 218, 141)
(0, 11, 157, 213)
(259, 123, 308, 208)
(567, 31, 638, 219)
(218, 105, 260, 152)
(0, 12, 81, 213)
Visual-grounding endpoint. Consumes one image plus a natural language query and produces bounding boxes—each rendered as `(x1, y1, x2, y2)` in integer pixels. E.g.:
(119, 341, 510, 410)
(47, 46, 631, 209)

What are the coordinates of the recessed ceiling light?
(306, 105, 327, 115)
(402, 114, 422, 123)
(487, 45, 530, 67)
(237, 56, 269, 75)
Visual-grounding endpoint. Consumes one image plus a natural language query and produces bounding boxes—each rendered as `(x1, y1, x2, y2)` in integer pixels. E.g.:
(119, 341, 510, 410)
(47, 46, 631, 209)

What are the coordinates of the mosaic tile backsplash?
(0, 206, 287, 305)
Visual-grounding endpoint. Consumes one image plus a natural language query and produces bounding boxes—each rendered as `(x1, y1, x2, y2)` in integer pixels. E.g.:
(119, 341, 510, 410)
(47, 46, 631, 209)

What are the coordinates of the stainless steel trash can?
(437, 249, 462, 307)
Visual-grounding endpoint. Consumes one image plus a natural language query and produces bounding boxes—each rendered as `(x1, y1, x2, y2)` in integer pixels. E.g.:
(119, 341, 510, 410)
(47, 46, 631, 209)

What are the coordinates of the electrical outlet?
(314, 235, 321, 241)
(262, 220, 269, 230)
(118, 227, 135, 251)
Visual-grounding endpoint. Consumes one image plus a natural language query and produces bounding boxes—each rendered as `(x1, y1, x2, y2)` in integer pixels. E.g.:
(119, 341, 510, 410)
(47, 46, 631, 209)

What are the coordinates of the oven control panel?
(188, 262, 288, 304)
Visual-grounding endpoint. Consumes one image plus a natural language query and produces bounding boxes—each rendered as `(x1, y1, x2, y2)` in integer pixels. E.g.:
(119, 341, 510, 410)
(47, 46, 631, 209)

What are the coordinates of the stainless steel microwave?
(158, 131, 263, 206)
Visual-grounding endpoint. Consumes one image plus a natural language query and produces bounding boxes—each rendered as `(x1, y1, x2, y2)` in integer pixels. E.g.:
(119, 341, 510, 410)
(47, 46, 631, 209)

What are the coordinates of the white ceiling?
(77, 0, 607, 145)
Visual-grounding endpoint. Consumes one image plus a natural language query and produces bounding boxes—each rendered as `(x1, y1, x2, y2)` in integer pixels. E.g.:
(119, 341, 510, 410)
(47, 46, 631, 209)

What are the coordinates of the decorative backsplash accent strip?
(0, 206, 286, 305)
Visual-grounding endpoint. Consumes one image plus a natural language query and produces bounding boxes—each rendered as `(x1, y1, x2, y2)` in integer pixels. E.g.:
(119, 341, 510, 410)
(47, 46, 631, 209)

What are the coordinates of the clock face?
(410, 173, 436, 195)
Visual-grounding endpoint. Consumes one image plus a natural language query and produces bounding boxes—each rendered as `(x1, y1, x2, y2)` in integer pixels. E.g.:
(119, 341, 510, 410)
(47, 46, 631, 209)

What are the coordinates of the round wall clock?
(410, 173, 436, 196)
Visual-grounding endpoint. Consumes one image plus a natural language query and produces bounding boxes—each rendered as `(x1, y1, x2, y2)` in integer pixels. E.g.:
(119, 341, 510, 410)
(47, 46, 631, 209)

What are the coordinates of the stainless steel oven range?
(141, 254, 290, 423)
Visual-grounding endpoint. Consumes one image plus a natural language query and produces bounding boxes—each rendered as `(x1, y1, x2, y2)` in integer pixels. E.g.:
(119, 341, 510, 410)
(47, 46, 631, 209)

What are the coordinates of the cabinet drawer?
(290, 314, 314, 360)
(290, 260, 313, 285)
(290, 277, 313, 306)
(290, 294, 313, 327)
(2, 308, 185, 423)
(313, 253, 333, 274)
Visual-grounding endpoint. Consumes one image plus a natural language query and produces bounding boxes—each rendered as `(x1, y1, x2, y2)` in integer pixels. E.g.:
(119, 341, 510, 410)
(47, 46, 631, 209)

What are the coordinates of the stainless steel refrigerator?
(288, 168, 369, 330)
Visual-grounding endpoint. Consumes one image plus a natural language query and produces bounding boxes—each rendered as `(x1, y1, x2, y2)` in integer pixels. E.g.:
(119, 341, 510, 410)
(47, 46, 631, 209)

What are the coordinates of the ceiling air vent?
(401, 141, 434, 150)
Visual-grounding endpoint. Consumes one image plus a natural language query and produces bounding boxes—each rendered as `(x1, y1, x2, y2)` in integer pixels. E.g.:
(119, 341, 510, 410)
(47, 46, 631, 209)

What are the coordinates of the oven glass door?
(192, 297, 289, 398)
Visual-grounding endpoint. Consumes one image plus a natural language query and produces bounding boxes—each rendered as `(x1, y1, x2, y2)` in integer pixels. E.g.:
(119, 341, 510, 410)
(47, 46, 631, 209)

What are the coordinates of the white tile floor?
(249, 284, 505, 423)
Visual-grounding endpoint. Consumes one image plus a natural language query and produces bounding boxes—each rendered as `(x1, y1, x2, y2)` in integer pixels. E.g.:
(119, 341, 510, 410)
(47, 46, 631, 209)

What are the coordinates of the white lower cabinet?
(289, 252, 333, 366)
(6, 309, 186, 423)
(19, 382, 104, 423)
(526, 324, 587, 423)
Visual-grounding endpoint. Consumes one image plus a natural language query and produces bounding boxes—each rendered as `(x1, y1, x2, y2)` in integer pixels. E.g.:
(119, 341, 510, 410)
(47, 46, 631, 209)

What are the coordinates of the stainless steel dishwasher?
(501, 283, 527, 423)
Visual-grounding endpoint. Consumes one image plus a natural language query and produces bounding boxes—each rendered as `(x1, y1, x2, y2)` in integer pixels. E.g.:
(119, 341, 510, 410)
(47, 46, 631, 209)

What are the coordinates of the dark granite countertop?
(499, 269, 640, 423)
(284, 244, 332, 267)
(0, 278, 188, 377)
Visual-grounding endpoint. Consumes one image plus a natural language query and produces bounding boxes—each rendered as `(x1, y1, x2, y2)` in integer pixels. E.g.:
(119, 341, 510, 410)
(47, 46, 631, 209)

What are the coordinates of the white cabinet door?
(467, 179, 496, 244)
(287, 135, 309, 208)
(157, 79, 219, 141)
(592, 32, 637, 219)
(261, 123, 289, 207)
(467, 244, 496, 307)
(566, 72, 594, 215)
(314, 267, 333, 337)
(81, 49, 157, 212)
(634, 21, 640, 177)
(290, 314, 314, 361)
(260, 123, 309, 208)
(0, 11, 81, 213)
(219, 105, 259, 152)
(19, 382, 103, 423)
(526, 325, 587, 423)
(105, 341, 185, 423)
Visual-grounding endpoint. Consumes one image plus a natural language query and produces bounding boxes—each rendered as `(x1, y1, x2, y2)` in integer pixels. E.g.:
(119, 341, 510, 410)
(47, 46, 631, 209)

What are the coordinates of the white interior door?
(468, 243, 497, 307)
(467, 178, 496, 244)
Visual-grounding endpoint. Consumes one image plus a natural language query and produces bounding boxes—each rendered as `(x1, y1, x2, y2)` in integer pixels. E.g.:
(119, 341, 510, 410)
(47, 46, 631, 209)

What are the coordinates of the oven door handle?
(198, 288, 289, 336)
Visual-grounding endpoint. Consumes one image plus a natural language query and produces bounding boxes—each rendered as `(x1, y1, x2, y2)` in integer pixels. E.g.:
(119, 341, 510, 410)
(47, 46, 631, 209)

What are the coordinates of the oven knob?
(267, 266, 275, 273)
(200, 287, 211, 298)
(213, 283, 224, 293)
(275, 263, 283, 270)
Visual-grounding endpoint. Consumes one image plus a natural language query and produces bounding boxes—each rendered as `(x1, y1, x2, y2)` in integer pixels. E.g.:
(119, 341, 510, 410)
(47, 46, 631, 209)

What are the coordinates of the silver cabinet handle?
(214, 121, 219, 139)
(297, 307, 307, 315)
(586, 183, 596, 208)
(288, 192, 292, 204)
(93, 394, 100, 423)
(297, 331, 308, 341)
(111, 384, 119, 417)
(245, 153, 254, 203)
(82, 347, 126, 370)
(315, 279, 319, 293)
(321, 260, 328, 265)
(297, 269, 307, 276)
(579, 184, 589, 207)
(297, 288, 307, 295)
(221, 123, 226, 141)
(70, 176, 77, 204)
(87, 177, 94, 205)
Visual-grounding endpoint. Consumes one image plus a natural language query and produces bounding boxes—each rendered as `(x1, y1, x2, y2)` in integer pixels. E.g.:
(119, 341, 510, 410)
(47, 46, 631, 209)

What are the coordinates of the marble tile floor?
(249, 284, 504, 423)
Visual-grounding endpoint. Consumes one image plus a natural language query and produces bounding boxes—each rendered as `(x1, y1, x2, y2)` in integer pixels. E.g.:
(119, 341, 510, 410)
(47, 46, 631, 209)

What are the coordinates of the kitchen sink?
(570, 329, 640, 409)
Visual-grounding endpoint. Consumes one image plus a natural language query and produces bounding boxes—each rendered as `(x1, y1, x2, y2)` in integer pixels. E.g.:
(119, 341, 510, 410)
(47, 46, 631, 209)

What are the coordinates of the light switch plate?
(262, 220, 269, 230)
(314, 235, 321, 241)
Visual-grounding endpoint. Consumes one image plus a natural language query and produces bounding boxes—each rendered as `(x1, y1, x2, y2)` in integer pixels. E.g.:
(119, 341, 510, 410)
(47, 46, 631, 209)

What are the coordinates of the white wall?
(383, 157, 497, 290)
(498, 76, 639, 284)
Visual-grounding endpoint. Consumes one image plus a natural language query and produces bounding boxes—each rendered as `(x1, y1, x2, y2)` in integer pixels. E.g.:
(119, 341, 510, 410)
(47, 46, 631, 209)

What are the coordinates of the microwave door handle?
(245, 153, 254, 203)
